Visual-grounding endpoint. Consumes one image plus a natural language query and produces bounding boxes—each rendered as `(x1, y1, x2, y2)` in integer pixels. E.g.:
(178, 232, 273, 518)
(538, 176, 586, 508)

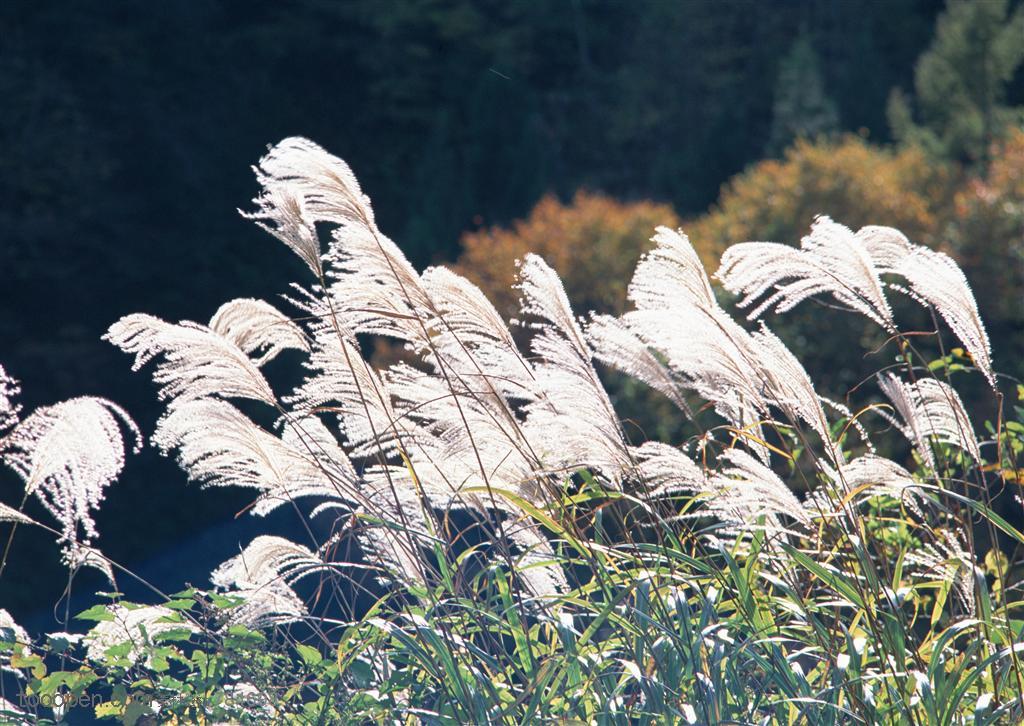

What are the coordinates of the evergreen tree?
(888, 0, 1024, 166)
(766, 33, 840, 155)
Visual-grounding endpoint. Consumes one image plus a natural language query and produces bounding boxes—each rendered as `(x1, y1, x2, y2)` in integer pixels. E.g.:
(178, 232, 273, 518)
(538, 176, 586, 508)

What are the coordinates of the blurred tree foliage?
(686, 135, 950, 265)
(888, 0, 1024, 166)
(765, 33, 840, 156)
(947, 128, 1024, 375)
(457, 126, 1024, 411)
(457, 191, 680, 319)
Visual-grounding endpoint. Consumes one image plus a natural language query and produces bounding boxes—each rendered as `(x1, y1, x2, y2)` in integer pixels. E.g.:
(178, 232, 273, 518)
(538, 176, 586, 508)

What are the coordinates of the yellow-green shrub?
(686, 135, 949, 262)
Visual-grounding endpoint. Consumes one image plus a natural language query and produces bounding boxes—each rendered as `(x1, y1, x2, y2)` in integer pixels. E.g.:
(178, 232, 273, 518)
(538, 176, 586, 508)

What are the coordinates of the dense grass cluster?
(2, 138, 1024, 725)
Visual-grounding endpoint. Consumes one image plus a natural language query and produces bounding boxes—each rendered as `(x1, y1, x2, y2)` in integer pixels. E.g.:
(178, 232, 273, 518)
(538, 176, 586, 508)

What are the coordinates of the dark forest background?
(4, 0, 1021, 625)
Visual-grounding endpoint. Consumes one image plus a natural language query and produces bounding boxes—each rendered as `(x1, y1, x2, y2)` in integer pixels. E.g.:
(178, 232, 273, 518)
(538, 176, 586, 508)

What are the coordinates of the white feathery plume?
(279, 414, 360, 505)
(617, 228, 798, 459)
(288, 324, 402, 458)
(896, 247, 994, 388)
(0, 502, 34, 525)
(0, 364, 20, 432)
(716, 219, 995, 388)
(384, 367, 571, 594)
(209, 298, 309, 366)
(751, 325, 838, 461)
(856, 225, 914, 271)
(249, 143, 563, 588)
(253, 137, 376, 230)
(841, 455, 920, 504)
(878, 374, 981, 468)
(324, 223, 433, 344)
(808, 454, 928, 519)
(716, 217, 894, 329)
(211, 535, 324, 627)
(251, 138, 429, 347)
(351, 464, 440, 586)
(420, 265, 538, 404)
(64, 543, 117, 586)
(152, 399, 360, 516)
(705, 449, 810, 534)
(384, 362, 569, 593)
(587, 314, 693, 417)
(631, 226, 717, 310)
(622, 307, 770, 458)
(84, 604, 198, 664)
(1, 397, 139, 546)
(246, 137, 378, 276)
(860, 225, 994, 387)
(517, 254, 633, 484)
(245, 183, 323, 276)
(905, 530, 977, 616)
(105, 314, 276, 406)
(401, 267, 551, 500)
(632, 441, 706, 497)
(385, 363, 534, 497)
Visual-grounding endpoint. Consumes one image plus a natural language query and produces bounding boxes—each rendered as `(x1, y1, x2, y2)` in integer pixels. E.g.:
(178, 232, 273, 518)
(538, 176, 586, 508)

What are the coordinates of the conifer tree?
(766, 33, 839, 155)
(888, 0, 1024, 166)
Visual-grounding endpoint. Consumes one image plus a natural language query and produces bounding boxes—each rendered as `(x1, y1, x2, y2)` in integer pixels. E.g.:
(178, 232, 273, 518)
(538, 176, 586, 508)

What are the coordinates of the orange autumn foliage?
(948, 127, 1024, 332)
(456, 191, 681, 319)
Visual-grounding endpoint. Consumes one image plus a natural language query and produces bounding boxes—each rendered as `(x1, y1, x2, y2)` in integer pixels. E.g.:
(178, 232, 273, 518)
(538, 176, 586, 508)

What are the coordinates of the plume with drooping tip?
(0, 502, 34, 525)
(518, 254, 633, 483)
(209, 298, 310, 366)
(287, 324, 403, 458)
(808, 454, 929, 520)
(860, 225, 994, 387)
(1, 397, 139, 546)
(705, 449, 811, 534)
(210, 535, 324, 627)
(716, 217, 894, 329)
(245, 137, 378, 276)
(615, 227, 829, 461)
(632, 441, 706, 497)
(152, 398, 361, 516)
(717, 218, 995, 388)
(420, 265, 539, 405)
(105, 314, 277, 406)
(904, 530, 977, 616)
(587, 314, 693, 418)
(878, 374, 981, 469)
(892, 247, 995, 388)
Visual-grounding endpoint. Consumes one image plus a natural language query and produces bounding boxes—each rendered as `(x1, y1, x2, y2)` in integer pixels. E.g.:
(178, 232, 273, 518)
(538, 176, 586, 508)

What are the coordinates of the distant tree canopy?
(888, 0, 1024, 166)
